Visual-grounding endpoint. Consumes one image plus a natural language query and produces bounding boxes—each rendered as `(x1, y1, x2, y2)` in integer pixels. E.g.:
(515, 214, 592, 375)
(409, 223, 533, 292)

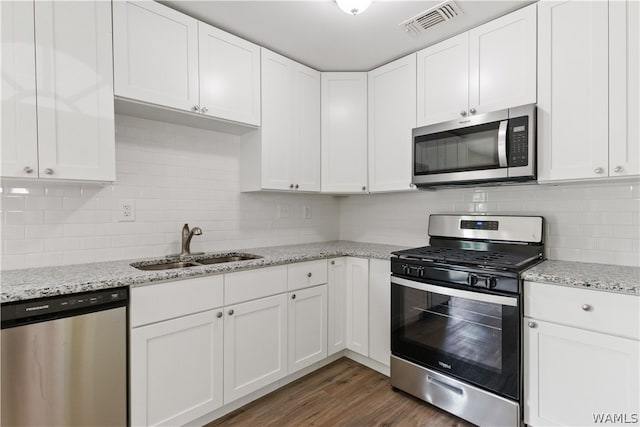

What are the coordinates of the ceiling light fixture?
(336, 0, 372, 16)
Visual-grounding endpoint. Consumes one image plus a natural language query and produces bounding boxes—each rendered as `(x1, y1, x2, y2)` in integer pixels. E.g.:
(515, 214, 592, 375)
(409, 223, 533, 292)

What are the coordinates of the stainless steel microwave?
(412, 104, 536, 188)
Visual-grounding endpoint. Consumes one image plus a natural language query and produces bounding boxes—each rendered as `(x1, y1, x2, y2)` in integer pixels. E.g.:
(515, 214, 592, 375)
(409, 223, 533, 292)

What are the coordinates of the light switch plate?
(118, 199, 135, 222)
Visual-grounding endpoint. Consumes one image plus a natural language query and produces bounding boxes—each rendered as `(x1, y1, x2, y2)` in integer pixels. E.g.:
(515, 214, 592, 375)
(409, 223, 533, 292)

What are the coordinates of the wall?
(0, 115, 340, 270)
(339, 182, 640, 267)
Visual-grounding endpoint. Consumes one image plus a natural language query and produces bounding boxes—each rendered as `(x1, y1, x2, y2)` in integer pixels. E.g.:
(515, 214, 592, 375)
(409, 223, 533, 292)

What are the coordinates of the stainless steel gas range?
(390, 214, 545, 427)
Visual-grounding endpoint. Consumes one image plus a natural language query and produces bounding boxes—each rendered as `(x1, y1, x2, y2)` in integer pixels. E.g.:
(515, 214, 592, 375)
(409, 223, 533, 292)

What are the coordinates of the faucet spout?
(177, 223, 203, 257)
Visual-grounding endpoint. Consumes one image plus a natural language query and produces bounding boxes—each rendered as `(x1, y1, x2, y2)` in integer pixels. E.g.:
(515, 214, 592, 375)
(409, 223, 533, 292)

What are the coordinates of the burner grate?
(396, 246, 541, 270)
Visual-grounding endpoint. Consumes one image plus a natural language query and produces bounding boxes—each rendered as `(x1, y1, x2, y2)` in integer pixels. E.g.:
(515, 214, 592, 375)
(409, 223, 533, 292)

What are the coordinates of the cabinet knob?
(330, 260, 335, 265)
(614, 166, 623, 173)
(362, 186, 366, 191)
(228, 309, 234, 315)
(581, 304, 592, 311)
(409, 183, 415, 188)
(460, 110, 467, 117)
(469, 108, 477, 114)
(44, 168, 54, 175)
(201, 106, 208, 114)
(295, 184, 299, 189)
(191, 105, 200, 112)
(307, 272, 312, 278)
(23, 166, 33, 174)
(216, 312, 223, 318)
(292, 294, 296, 300)
(528, 321, 537, 328)
(594, 167, 604, 174)
(290, 184, 294, 189)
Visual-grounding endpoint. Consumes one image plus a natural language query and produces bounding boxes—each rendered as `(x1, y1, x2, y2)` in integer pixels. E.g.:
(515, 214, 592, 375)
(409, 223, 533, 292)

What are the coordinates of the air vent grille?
(400, 1, 463, 35)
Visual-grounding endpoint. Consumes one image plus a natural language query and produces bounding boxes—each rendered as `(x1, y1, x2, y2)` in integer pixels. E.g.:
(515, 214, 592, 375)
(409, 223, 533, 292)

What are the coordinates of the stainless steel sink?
(131, 253, 262, 271)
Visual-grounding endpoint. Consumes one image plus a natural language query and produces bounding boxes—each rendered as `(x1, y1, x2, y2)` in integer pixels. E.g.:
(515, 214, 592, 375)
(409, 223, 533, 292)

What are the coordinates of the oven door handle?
(391, 277, 518, 307)
(498, 120, 508, 167)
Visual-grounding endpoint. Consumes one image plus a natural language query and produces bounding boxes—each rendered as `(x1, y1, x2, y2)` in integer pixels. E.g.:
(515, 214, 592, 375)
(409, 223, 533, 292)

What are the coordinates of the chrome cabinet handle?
(291, 294, 296, 300)
(460, 110, 467, 117)
(216, 312, 223, 318)
(23, 166, 33, 174)
(469, 108, 477, 114)
(528, 321, 537, 328)
(228, 309, 234, 315)
(44, 168, 54, 175)
(594, 167, 604, 174)
(307, 272, 312, 278)
(581, 304, 592, 311)
(614, 166, 623, 173)
(191, 105, 200, 112)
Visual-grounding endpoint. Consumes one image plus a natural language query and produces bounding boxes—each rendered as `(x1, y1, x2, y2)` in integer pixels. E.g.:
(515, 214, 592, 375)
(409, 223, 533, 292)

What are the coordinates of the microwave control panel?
(508, 116, 529, 167)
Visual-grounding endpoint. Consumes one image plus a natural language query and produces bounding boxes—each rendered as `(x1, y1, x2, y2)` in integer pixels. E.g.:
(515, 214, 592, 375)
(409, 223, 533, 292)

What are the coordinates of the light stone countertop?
(522, 260, 640, 296)
(0, 241, 407, 303)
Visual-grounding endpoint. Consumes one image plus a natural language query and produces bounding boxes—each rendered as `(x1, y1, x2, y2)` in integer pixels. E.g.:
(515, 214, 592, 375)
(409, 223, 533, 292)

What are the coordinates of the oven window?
(391, 283, 519, 399)
(414, 121, 501, 175)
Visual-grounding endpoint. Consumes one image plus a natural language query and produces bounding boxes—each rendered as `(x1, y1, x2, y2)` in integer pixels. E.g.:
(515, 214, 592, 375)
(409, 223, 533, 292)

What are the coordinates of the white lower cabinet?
(345, 257, 370, 356)
(524, 281, 640, 427)
(288, 285, 328, 373)
(328, 257, 347, 355)
(130, 310, 224, 426)
(223, 293, 288, 404)
(368, 259, 390, 366)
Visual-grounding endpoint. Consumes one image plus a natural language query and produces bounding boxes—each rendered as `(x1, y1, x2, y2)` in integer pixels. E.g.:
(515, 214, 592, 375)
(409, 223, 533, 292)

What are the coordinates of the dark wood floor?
(206, 358, 474, 427)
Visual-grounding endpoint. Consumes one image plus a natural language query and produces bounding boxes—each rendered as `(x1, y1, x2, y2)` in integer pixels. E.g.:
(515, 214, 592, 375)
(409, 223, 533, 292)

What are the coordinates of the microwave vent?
(400, 1, 463, 35)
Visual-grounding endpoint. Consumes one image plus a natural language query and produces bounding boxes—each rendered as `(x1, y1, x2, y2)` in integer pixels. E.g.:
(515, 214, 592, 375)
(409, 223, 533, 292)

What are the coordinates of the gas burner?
(396, 246, 542, 271)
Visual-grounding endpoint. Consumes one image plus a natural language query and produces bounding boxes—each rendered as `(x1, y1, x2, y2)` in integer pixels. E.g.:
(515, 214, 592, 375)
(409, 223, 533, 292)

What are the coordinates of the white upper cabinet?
(113, 1, 199, 112)
(417, 33, 469, 127)
(417, 4, 536, 127)
(2, 0, 115, 181)
(321, 72, 368, 193)
(1, 0, 38, 179)
(113, 1, 260, 127)
(468, 4, 537, 115)
(198, 22, 261, 126)
(368, 54, 416, 193)
(538, 0, 638, 182)
(241, 49, 320, 192)
(609, 0, 639, 177)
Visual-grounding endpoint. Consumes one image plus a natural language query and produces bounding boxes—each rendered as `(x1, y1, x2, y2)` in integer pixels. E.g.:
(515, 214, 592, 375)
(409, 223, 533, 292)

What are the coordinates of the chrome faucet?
(173, 224, 203, 257)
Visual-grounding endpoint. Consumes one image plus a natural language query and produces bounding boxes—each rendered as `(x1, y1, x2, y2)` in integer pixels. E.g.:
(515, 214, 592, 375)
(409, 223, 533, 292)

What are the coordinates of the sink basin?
(131, 253, 262, 271)
(134, 261, 202, 271)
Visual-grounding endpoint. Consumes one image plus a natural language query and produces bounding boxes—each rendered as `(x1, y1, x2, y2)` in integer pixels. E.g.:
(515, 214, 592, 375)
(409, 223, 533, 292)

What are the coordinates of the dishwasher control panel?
(2, 288, 128, 326)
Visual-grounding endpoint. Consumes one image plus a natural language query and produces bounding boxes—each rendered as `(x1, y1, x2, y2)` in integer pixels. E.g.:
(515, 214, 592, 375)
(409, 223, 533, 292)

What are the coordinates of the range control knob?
(402, 264, 410, 275)
(417, 266, 425, 278)
(467, 274, 478, 286)
(485, 276, 498, 289)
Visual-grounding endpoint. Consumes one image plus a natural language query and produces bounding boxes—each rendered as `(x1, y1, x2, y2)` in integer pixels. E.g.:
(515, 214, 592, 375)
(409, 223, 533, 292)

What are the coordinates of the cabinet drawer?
(224, 266, 287, 305)
(288, 260, 328, 291)
(524, 281, 640, 340)
(131, 275, 224, 327)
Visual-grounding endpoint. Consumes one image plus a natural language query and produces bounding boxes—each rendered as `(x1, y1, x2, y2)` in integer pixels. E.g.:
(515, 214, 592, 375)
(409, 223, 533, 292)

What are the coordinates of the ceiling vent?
(400, 1, 463, 35)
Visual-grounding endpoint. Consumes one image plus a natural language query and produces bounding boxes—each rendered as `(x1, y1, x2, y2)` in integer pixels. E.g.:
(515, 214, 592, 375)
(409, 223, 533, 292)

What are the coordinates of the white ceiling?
(162, 0, 536, 71)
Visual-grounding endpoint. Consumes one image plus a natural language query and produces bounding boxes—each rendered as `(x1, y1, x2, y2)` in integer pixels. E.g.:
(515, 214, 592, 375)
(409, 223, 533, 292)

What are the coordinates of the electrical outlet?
(118, 199, 135, 222)
(277, 204, 290, 219)
(303, 205, 312, 219)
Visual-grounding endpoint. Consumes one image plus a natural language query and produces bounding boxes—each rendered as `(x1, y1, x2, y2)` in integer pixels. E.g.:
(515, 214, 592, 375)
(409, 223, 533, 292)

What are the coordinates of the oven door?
(391, 276, 520, 400)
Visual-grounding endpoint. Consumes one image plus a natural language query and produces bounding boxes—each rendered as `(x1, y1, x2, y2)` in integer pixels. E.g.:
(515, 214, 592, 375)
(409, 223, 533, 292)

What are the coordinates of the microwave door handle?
(498, 120, 508, 167)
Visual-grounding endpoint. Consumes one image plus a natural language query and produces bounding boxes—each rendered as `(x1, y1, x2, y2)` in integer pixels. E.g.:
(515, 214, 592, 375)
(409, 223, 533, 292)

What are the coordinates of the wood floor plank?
(206, 358, 474, 427)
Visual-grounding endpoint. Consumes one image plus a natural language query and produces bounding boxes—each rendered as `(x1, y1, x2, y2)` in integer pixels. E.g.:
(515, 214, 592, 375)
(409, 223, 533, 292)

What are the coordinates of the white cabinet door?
(130, 310, 224, 427)
(198, 22, 260, 126)
(113, 1, 199, 112)
(609, 0, 640, 177)
(321, 72, 368, 193)
(1, 0, 38, 179)
(345, 257, 369, 356)
(524, 318, 639, 427)
(288, 285, 328, 374)
(368, 54, 416, 192)
(34, 0, 115, 181)
(416, 33, 469, 127)
(294, 64, 321, 192)
(368, 259, 390, 367)
(538, 1, 609, 181)
(224, 293, 287, 404)
(328, 257, 347, 355)
(469, 4, 537, 115)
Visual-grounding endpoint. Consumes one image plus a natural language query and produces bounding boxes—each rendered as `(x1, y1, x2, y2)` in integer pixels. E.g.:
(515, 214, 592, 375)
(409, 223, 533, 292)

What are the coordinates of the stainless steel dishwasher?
(1, 287, 128, 426)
